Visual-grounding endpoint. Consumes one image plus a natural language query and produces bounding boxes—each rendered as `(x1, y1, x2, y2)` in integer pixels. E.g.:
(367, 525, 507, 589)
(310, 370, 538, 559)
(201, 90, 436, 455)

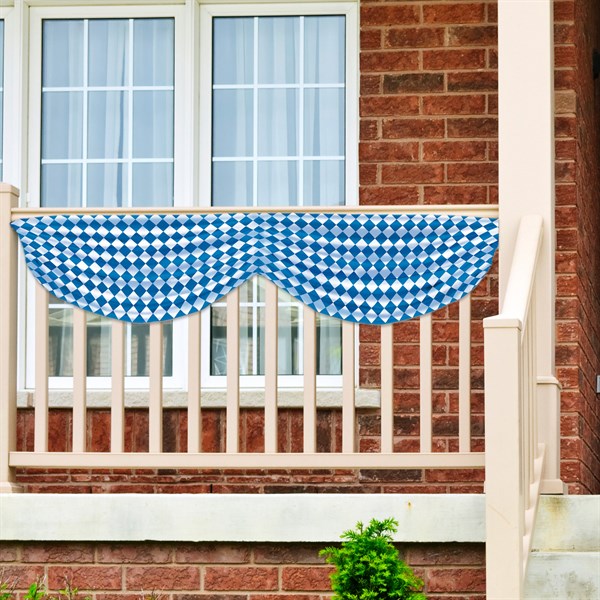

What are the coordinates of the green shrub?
(320, 517, 426, 600)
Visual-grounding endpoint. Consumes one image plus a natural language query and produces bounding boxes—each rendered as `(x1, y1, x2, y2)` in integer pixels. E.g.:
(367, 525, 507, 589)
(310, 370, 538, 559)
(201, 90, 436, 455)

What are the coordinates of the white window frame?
(198, 2, 358, 391)
(25, 4, 190, 391)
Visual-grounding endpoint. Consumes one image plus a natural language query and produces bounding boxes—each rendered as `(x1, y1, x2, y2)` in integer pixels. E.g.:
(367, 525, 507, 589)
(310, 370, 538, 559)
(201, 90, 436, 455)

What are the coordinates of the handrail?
(484, 214, 546, 599)
(10, 203, 499, 220)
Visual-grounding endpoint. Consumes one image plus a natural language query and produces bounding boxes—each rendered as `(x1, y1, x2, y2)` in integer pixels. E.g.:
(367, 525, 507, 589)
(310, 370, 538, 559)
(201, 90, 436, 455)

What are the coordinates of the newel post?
(497, 0, 563, 493)
(0, 184, 21, 493)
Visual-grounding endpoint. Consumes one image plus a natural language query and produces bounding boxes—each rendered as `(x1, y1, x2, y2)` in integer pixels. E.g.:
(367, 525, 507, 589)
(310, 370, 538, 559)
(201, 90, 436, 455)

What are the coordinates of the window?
(27, 6, 185, 388)
(199, 5, 357, 386)
(22, 2, 357, 392)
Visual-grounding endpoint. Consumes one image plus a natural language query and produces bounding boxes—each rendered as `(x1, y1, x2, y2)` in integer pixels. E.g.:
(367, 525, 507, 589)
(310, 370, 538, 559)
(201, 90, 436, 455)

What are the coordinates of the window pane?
(42, 20, 84, 87)
(212, 162, 252, 207)
(278, 305, 300, 375)
(258, 17, 299, 84)
(88, 20, 129, 87)
(41, 164, 82, 207)
(134, 19, 174, 86)
(133, 90, 174, 158)
(317, 314, 342, 375)
(303, 160, 344, 206)
(212, 90, 253, 157)
(210, 307, 227, 376)
(87, 91, 128, 159)
(42, 92, 83, 160)
(258, 89, 298, 156)
(49, 307, 73, 377)
(87, 163, 127, 207)
(213, 18, 253, 85)
(304, 88, 344, 156)
(87, 313, 112, 377)
(132, 162, 174, 207)
(129, 323, 173, 377)
(257, 161, 298, 206)
(304, 16, 345, 84)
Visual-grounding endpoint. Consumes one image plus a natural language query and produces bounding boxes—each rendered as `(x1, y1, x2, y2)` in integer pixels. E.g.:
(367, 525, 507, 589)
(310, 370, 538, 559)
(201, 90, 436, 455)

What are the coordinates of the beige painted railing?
(484, 214, 545, 599)
(0, 184, 500, 484)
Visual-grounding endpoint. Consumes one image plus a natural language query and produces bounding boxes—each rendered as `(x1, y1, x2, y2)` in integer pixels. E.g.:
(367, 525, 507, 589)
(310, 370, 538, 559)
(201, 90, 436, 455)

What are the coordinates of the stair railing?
(484, 214, 546, 599)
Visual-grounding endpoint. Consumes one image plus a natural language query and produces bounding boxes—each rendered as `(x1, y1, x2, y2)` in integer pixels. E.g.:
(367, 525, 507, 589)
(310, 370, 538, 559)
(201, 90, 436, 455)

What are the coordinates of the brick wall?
(0, 542, 486, 599)
(555, 0, 600, 494)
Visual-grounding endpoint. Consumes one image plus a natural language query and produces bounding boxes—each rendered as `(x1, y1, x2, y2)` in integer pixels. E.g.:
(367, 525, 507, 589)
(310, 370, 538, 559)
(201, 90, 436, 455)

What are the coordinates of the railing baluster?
(459, 296, 472, 453)
(111, 320, 125, 453)
(342, 321, 355, 454)
(380, 324, 394, 453)
(264, 282, 278, 454)
(34, 284, 49, 453)
(420, 314, 433, 453)
(149, 322, 163, 453)
(187, 312, 202, 453)
(303, 306, 317, 453)
(226, 288, 240, 453)
(72, 308, 87, 453)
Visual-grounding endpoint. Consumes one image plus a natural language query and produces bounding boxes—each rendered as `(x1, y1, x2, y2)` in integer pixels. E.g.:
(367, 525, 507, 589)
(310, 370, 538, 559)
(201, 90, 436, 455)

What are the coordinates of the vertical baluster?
(149, 322, 163, 453)
(72, 308, 87, 453)
(187, 312, 202, 453)
(342, 321, 356, 454)
(226, 288, 240, 453)
(34, 284, 49, 452)
(111, 320, 125, 454)
(303, 306, 317, 453)
(264, 282, 278, 454)
(420, 314, 433, 453)
(380, 324, 394, 453)
(459, 296, 472, 453)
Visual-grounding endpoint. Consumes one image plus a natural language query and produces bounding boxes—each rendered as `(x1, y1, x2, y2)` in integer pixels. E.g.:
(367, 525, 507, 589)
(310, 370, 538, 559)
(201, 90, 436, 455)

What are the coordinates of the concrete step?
(524, 552, 600, 599)
(524, 496, 600, 599)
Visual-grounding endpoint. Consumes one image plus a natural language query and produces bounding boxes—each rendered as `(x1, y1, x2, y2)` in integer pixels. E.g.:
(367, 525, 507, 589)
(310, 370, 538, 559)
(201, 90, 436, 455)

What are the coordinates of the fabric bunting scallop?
(11, 212, 498, 325)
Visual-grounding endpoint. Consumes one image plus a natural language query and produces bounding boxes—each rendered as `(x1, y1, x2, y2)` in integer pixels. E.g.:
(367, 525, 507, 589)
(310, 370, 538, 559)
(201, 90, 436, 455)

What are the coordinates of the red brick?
(423, 49, 486, 71)
(204, 568, 278, 591)
(423, 141, 486, 162)
(423, 94, 486, 115)
(48, 567, 122, 591)
(360, 74, 381, 95)
(423, 3, 486, 24)
(281, 567, 333, 591)
(447, 72, 498, 92)
(407, 544, 485, 566)
(447, 118, 498, 138)
(448, 25, 497, 46)
(360, 5, 419, 26)
(554, 24, 575, 44)
(423, 185, 488, 204)
(360, 185, 420, 205)
(175, 544, 249, 564)
(360, 96, 420, 116)
(446, 163, 498, 183)
(0, 566, 45, 587)
(384, 28, 446, 49)
(382, 163, 444, 184)
(253, 545, 323, 564)
(359, 163, 378, 185)
(382, 118, 445, 139)
(97, 544, 172, 564)
(554, 0, 575, 21)
(359, 142, 418, 162)
(126, 567, 199, 591)
(360, 29, 381, 50)
(383, 73, 444, 94)
(360, 51, 418, 73)
(21, 544, 95, 563)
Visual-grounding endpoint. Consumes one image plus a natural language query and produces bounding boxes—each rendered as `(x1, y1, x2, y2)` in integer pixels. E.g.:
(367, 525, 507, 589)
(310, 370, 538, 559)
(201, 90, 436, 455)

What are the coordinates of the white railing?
(0, 184, 500, 483)
(484, 214, 545, 599)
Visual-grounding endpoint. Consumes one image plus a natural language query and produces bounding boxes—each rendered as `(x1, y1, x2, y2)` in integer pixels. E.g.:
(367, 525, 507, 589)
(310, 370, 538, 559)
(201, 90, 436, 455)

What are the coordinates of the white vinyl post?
(0, 185, 22, 492)
(497, 0, 562, 494)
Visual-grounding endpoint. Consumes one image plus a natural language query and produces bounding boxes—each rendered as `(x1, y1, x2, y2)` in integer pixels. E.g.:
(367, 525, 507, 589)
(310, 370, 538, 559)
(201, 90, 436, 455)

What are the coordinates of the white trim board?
(0, 493, 486, 543)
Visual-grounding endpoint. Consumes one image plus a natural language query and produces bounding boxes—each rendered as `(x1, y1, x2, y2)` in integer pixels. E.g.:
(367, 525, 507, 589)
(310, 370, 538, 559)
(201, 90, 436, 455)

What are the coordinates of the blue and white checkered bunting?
(12, 213, 498, 324)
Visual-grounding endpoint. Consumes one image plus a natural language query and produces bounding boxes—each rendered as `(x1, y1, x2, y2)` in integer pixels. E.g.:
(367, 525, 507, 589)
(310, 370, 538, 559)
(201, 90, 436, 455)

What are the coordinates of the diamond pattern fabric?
(12, 212, 498, 324)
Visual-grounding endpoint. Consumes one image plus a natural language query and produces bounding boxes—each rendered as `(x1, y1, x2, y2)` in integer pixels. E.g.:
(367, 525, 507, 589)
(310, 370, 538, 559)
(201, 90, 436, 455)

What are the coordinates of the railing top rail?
(485, 214, 543, 328)
(10, 204, 499, 221)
